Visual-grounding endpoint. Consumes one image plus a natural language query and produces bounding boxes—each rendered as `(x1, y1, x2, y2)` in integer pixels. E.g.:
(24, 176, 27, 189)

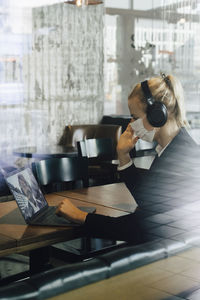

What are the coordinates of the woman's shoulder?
(168, 127, 199, 151)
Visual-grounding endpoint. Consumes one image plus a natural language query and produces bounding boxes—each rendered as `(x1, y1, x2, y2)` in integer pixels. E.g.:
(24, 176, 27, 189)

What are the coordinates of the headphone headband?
(141, 80, 153, 104)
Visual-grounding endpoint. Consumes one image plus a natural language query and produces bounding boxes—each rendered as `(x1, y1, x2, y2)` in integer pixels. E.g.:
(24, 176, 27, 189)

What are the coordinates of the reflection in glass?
(0, 0, 104, 165)
(104, 1, 200, 143)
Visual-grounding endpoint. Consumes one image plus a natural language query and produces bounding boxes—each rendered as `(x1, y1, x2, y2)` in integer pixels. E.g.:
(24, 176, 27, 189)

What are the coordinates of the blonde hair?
(129, 74, 188, 128)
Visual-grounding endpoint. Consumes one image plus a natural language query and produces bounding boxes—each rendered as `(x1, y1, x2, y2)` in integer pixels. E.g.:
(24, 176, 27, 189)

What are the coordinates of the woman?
(56, 73, 200, 243)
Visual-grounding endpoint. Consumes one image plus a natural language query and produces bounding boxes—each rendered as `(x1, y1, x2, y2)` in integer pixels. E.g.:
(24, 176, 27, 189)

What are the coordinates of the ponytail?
(148, 73, 188, 128)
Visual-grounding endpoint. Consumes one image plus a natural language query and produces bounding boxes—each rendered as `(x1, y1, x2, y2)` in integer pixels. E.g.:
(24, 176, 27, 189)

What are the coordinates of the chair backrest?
(77, 140, 87, 158)
(58, 124, 122, 151)
(77, 138, 115, 161)
(32, 157, 89, 188)
(100, 115, 131, 133)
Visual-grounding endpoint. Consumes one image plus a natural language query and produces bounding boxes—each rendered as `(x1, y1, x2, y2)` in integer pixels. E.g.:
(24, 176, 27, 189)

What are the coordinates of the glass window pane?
(0, 0, 104, 160)
(104, 2, 200, 143)
(133, 0, 162, 10)
(105, 0, 130, 9)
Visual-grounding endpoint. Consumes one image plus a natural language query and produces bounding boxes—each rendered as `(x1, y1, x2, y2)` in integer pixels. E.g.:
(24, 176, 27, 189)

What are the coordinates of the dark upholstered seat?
(0, 237, 192, 300)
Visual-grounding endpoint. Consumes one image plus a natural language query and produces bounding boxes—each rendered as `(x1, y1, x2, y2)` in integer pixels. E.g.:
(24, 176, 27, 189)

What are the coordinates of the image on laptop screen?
(5, 168, 47, 221)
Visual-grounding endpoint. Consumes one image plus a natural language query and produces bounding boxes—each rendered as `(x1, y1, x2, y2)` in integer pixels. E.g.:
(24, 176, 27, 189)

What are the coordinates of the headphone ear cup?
(140, 80, 168, 127)
(146, 101, 168, 127)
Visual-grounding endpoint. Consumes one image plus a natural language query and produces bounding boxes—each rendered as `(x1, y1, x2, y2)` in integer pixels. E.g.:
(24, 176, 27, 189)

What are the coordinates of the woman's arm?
(56, 198, 143, 243)
(84, 212, 143, 243)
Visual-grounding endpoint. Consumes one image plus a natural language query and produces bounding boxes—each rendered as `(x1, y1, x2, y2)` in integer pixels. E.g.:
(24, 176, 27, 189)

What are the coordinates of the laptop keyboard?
(30, 206, 96, 226)
(32, 206, 74, 225)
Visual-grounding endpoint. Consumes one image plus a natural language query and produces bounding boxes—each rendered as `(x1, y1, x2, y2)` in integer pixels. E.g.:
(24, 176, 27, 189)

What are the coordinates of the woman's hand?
(117, 123, 138, 155)
(117, 123, 139, 167)
(56, 198, 88, 224)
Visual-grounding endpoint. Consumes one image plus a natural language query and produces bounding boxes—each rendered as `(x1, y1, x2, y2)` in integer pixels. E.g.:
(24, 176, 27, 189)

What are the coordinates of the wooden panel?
(0, 234, 16, 252)
(0, 201, 18, 218)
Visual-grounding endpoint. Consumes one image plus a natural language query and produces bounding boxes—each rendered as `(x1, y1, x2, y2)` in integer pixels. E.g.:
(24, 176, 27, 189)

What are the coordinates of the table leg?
(30, 246, 51, 274)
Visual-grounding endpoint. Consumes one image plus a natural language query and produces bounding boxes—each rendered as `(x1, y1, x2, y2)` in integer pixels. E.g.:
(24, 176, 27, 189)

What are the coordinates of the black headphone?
(141, 80, 168, 127)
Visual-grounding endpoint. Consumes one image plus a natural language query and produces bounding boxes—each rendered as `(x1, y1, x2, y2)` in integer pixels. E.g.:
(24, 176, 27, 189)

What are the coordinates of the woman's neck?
(155, 121, 180, 148)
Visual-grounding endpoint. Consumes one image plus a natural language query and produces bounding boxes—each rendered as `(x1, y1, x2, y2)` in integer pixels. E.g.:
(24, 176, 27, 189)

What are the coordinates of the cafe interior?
(1, 0, 200, 299)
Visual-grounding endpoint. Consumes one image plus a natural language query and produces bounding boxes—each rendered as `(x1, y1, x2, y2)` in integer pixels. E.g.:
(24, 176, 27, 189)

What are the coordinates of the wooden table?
(13, 144, 155, 169)
(0, 183, 136, 261)
(54, 182, 138, 213)
(0, 182, 136, 284)
(0, 193, 131, 258)
(13, 145, 78, 159)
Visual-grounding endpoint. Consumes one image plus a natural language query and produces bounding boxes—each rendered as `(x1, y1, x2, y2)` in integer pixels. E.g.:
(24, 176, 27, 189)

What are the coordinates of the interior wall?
(0, 2, 104, 160)
(30, 3, 104, 143)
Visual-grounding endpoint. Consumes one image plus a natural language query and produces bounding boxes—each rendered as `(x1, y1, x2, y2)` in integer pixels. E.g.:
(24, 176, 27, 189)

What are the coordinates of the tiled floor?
(49, 247, 200, 300)
(0, 253, 29, 280)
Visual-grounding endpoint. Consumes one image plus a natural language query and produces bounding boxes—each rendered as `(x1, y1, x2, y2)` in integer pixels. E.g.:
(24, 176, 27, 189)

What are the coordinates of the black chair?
(32, 157, 91, 261)
(78, 137, 115, 158)
(77, 138, 119, 251)
(101, 115, 157, 157)
(32, 157, 89, 193)
(77, 138, 119, 186)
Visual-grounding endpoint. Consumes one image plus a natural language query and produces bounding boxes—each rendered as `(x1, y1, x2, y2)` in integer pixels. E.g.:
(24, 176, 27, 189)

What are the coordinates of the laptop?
(4, 167, 96, 227)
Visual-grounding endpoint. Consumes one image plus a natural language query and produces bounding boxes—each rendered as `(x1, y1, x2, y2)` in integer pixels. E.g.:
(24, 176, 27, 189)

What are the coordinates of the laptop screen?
(5, 167, 48, 221)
